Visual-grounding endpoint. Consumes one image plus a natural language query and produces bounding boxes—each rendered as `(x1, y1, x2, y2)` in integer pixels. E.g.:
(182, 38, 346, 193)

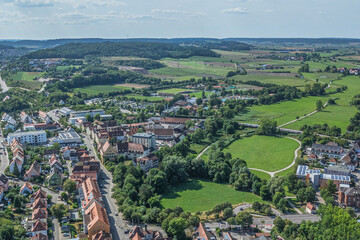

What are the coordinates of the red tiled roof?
(32, 220, 47, 232)
(117, 142, 146, 153)
(31, 233, 48, 240)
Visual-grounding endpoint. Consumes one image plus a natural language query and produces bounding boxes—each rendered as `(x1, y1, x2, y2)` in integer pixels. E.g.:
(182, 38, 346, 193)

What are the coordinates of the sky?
(0, 0, 359, 39)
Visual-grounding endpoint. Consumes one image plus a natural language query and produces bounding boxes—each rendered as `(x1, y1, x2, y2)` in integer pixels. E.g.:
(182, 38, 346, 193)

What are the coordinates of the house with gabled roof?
(32, 208, 48, 222)
(84, 201, 110, 240)
(32, 198, 47, 210)
(192, 222, 216, 240)
(31, 189, 47, 202)
(129, 225, 167, 240)
(31, 220, 47, 237)
(92, 231, 112, 240)
(9, 158, 23, 174)
(133, 154, 159, 173)
(117, 142, 148, 160)
(99, 141, 118, 162)
(31, 233, 48, 240)
(48, 168, 62, 186)
(24, 161, 41, 180)
(20, 182, 33, 195)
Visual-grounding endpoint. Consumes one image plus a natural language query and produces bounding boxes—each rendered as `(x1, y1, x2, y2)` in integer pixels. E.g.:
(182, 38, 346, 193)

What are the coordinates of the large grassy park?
(161, 179, 263, 212)
(9, 71, 43, 90)
(223, 135, 299, 172)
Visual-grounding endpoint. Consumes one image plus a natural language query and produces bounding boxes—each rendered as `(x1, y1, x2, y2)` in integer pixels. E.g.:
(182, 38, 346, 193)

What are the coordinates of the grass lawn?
(161, 179, 264, 212)
(56, 65, 81, 70)
(275, 167, 295, 177)
(10, 71, 42, 89)
(73, 84, 133, 94)
(250, 170, 271, 181)
(286, 76, 360, 132)
(236, 96, 328, 125)
(158, 88, 189, 94)
(223, 136, 299, 172)
(232, 74, 307, 87)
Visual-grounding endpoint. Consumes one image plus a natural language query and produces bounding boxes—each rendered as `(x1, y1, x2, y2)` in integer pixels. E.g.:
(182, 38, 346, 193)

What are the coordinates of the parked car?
(124, 229, 129, 234)
(63, 233, 70, 237)
(115, 212, 118, 216)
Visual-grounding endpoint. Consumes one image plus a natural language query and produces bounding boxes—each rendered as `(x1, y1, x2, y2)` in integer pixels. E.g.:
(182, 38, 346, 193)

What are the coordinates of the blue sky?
(0, 0, 358, 39)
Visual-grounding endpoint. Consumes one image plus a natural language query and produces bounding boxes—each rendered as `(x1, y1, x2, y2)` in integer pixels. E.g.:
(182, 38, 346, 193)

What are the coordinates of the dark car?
(124, 229, 129, 234)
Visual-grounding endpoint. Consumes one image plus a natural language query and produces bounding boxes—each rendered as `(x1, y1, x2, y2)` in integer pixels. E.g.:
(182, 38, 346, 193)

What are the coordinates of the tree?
(85, 114, 92, 122)
(94, 113, 101, 121)
(235, 212, 253, 227)
(13, 196, 22, 208)
(223, 207, 233, 219)
(63, 179, 77, 195)
(61, 192, 68, 202)
(161, 156, 188, 185)
(305, 187, 316, 202)
(260, 185, 271, 201)
(327, 180, 337, 194)
(316, 100, 323, 111)
(252, 201, 261, 211)
(167, 217, 187, 239)
(258, 119, 277, 136)
(296, 188, 306, 203)
(277, 199, 287, 212)
(51, 203, 67, 220)
(13, 163, 20, 177)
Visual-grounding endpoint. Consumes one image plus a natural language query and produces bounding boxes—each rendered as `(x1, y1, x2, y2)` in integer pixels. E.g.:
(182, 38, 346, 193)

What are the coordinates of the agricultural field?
(73, 84, 133, 94)
(157, 88, 189, 94)
(9, 71, 43, 90)
(149, 57, 235, 81)
(236, 95, 328, 125)
(223, 135, 299, 172)
(232, 74, 308, 87)
(161, 179, 264, 212)
(285, 76, 360, 132)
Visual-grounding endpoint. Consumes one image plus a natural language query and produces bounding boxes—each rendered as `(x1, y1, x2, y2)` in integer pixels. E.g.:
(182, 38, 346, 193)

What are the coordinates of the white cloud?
(14, 0, 53, 7)
(222, 7, 248, 14)
(152, 9, 207, 16)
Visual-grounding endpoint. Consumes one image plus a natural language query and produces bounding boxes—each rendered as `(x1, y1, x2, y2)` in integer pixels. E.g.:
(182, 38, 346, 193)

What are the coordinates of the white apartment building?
(7, 131, 47, 145)
(131, 133, 156, 149)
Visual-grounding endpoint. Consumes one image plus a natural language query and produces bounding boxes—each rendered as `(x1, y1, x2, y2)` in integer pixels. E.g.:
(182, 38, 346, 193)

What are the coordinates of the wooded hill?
(24, 42, 220, 59)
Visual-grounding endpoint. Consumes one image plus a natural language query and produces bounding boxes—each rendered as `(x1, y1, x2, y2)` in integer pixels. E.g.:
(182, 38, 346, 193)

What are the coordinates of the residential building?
(92, 231, 112, 240)
(129, 225, 167, 240)
(340, 149, 358, 171)
(20, 182, 33, 195)
(70, 109, 105, 119)
(20, 111, 33, 124)
(31, 233, 48, 240)
(84, 201, 110, 240)
(58, 107, 73, 116)
(338, 187, 360, 209)
(131, 133, 156, 149)
(160, 117, 190, 125)
(311, 142, 344, 158)
(79, 177, 103, 211)
(48, 168, 62, 186)
(99, 141, 118, 162)
(31, 220, 47, 237)
(7, 131, 47, 145)
(32, 208, 48, 222)
(24, 161, 41, 180)
(117, 142, 148, 159)
(32, 198, 47, 210)
(133, 154, 159, 172)
(192, 222, 216, 240)
(306, 202, 316, 214)
(31, 189, 47, 202)
(9, 159, 23, 174)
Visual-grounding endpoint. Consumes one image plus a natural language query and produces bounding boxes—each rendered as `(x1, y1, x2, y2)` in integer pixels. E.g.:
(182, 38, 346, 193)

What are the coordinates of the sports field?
(158, 88, 189, 94)
(223, 135, 299, 172)
(161, 179, 263, 212)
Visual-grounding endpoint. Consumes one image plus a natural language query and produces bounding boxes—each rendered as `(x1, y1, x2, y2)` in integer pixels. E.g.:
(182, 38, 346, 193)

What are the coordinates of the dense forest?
(114, 60, 166, 70)
(24, 42, 220, 59)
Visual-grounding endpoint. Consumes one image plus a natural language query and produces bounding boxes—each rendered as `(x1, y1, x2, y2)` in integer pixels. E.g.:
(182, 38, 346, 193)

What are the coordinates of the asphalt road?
(82, 134, 128, 240)
(0, 131, 9, 174)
